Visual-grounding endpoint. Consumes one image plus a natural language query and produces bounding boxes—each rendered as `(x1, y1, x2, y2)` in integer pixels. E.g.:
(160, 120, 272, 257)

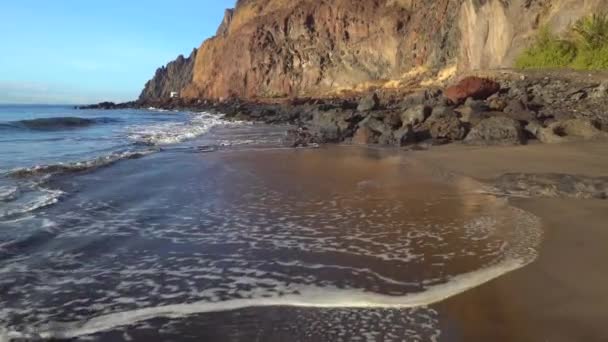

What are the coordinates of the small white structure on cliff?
(170, 91, 179, 99)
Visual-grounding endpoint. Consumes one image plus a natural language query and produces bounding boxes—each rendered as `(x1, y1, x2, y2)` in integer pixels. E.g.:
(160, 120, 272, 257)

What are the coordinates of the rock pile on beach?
(224, 74, 608, 148)
(82, 72, 608, 150)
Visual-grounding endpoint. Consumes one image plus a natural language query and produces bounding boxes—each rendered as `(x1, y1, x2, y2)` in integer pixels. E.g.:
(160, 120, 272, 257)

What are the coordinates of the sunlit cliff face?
(182, 0, 605, 100)
(142, 0, 607, 101)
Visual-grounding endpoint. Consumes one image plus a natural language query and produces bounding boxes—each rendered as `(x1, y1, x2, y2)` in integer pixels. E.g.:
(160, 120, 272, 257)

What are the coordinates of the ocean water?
(0, 105, 542, 341)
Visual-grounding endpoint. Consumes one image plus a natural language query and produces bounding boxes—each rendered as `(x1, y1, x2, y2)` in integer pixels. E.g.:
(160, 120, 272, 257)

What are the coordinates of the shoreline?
(80, 69, 608, 152)
(2, 124, 607, 339)
(411, 141, 608, 341)
(73, 69, 608, 340)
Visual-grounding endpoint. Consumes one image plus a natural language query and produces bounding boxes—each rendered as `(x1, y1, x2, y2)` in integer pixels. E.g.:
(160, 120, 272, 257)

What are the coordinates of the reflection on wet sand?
(1, 145, 541, 341)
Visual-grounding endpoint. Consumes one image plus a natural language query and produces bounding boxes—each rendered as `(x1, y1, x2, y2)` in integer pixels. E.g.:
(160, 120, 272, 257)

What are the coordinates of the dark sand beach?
(0, 132, 551, 341)
(415, 140, 608, 341)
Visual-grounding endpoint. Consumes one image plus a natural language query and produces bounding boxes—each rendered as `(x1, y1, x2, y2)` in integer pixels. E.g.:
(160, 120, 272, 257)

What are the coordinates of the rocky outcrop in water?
(139, 49, 198, 101)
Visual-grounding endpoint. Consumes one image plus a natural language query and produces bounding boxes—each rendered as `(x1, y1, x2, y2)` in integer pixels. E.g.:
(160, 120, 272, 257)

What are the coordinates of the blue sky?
(0, 0, 235, 104)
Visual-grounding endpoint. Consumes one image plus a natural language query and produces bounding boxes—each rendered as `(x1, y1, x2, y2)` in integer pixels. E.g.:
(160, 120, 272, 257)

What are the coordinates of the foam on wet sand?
(0, 146, 544, 341)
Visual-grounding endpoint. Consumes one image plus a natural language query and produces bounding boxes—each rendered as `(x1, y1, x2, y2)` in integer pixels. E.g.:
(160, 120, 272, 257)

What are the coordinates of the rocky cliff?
(141, 0, 606, 101)
(139, 48, 198, 101)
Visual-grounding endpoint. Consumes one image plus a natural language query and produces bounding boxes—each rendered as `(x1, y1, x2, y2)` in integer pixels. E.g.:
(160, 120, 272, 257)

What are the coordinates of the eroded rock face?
(139, 0, 606, 101)
(183, 0, 463, 99)
(139, 49, 198, 101)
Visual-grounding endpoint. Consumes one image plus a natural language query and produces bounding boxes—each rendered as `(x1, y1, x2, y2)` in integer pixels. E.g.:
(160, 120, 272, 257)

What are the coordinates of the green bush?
(515, 27, 577, 69)
(571, 13, 608, 50)
(571, 45, 608, 70)
(515, 13, 608, 70)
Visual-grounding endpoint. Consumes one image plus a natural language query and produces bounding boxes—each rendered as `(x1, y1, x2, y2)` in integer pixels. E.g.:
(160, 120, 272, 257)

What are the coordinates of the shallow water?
(0, 122, 541, 341)
(0, 105, 241, 222)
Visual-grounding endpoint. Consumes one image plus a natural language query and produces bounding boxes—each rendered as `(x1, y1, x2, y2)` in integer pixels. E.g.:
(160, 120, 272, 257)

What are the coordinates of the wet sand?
(2, 132, 607, 341)
(1, 143, 542, 341)
(413, 140, 608, 342)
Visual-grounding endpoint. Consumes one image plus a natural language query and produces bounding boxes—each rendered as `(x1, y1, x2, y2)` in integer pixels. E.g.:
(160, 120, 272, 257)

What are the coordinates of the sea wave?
(0, 117, 121, 131)
(0, 203, 542, 340)
(127, 112, 233, 145)
(0, 187, 63, 220)
(0, 257, 529, 341)
(0, 186, 18, 202)
(8, 150, 157, 178)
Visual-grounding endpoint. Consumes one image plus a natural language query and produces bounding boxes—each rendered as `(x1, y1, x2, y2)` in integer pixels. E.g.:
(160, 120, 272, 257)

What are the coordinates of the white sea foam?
(0, 152, 544, 340)
(2, 257, 528, 340)
(0, 187, 63, 219)
(127, 112, 233, 145)
(2, 150, 156, 219)
(9, 150, 156, 178)
(0, 186, 18, 201)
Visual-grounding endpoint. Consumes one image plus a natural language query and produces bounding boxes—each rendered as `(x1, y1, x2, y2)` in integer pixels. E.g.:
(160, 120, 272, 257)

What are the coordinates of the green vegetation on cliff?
(516, 14, 608, 70)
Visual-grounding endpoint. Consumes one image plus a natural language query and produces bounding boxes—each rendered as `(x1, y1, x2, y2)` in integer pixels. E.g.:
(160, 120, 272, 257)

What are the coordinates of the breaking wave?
(0, 187, 63, 220)
(1, 254, 535, 340)
(8, 150, 157, 178)
(0, 117, 121, 131)
(127, 112, 234, 145)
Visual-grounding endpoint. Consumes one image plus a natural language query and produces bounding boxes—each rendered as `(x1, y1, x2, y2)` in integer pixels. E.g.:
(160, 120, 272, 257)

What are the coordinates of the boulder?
(429, 106, 456, 119)
(559, 119, 603, 138)
(394, 126, 417, 146)
(465, 117, 526, 145)
(445, 77, 500, 104)
(530, 119, 606, 144)
(551, 119, 605, 139)
(536, 127, 566, 144)
(590, 81, 608, 99)
(401, 105, 431, 127)
(310, 109, 357, 142)
(399, 89, 442, 108)
(427, 107, 467, 141)
(359, 116, 391, 135)
(503, 99, 536, 122)
(378, 132, 396, 145)
(459, 110, 491, 127)
(457, 98, 490, 125)
(524, 121, 543, 137)
(503, 99, 527, 113)
(464, 97, 489, 111)
(383, 111, 403, 129)
(487, 96, 508, 111)
(285, 127, 317, 147)
(357, 93, 380, 112)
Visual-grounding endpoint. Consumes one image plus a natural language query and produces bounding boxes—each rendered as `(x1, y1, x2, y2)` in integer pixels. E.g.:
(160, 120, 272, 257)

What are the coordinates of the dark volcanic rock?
(310, 109, 359, 142)
(535, 118, 608, 143)
(77, 101, 135, 110)
(426, 106, 467, 141)
(285, 127, 318, 147)
(493, 173, 608, 200)
(465, 117, 526, 146)
(139, 49, 198, 101)
(401, 105, 431, 127)
(357, 93, 380, 112)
